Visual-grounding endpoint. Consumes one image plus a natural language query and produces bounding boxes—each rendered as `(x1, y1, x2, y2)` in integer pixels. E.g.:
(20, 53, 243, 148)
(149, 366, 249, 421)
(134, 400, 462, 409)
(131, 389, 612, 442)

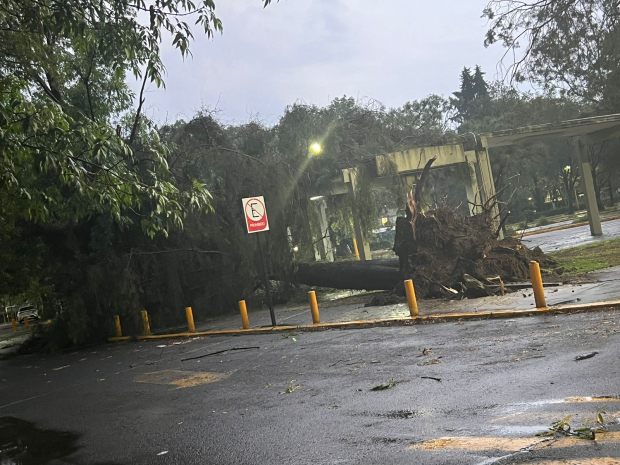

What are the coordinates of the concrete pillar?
(343, 169, 373, 261)
(475, 147, 503, 238)
(463, 151, 482, 216)
(313, 197, 334, 262)
(575, 137, 602, 236)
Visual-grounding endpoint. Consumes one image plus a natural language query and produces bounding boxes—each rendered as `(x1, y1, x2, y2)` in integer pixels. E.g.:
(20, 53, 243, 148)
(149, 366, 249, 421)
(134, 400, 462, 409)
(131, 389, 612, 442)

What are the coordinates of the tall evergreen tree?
(451, 66, 489, 123)
(472, 65, 488, 99)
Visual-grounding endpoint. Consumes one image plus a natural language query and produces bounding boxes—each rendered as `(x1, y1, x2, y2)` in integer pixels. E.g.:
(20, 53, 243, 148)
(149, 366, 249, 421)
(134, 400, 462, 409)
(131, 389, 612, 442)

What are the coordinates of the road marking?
(52, 365, 70, 371)
(133, 370, 232, 389)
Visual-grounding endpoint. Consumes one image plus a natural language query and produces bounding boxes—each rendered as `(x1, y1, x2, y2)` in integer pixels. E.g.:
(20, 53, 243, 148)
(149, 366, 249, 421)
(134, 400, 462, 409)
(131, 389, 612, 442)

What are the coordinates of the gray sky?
(136, 0, 508, 126)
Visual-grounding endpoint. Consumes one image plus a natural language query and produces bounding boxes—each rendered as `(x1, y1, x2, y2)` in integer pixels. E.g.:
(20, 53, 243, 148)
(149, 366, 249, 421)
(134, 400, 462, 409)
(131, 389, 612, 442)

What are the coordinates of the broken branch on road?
(420, 376, 442, 382)
(575, 351, 599, 361)
(371, 380, 408, 391)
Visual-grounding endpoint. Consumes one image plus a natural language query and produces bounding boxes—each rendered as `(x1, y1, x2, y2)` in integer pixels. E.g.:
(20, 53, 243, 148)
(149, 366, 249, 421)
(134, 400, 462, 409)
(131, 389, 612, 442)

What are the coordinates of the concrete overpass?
(480, 113, 620, 237)
(310, 142, 499, 262)
(309, 113, 620, 262)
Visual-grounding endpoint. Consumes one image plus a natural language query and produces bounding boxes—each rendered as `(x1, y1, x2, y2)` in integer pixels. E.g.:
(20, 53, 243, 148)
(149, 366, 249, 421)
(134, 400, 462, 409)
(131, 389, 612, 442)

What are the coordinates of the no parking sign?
(242, 196, 269, 233)
(241, 195, 275, 325)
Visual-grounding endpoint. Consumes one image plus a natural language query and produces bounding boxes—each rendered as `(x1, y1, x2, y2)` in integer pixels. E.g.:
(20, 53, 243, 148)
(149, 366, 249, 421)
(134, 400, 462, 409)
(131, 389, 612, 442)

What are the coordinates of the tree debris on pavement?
(575, 352, 599, 361)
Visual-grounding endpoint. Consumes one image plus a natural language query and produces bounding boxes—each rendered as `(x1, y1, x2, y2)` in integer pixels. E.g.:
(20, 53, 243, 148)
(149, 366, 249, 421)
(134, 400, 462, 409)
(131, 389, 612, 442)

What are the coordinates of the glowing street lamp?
(310, 142, 322, 155)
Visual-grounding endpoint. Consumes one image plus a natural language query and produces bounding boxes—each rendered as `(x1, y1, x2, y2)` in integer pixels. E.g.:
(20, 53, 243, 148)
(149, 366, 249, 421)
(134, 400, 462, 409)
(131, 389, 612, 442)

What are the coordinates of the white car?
(17, 305, 39, 324)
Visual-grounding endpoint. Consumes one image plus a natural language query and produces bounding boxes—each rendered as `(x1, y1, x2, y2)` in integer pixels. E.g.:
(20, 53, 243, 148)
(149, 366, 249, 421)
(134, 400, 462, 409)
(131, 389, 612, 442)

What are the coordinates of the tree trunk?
(292, 262, 401, 291)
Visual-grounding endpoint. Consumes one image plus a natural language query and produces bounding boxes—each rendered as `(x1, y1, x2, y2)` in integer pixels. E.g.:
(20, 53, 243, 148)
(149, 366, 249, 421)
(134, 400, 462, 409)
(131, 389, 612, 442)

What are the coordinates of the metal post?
(404, 279, 419, 317)
(239, 300, 250, 329)
(308, 291, 320, 324)
(185, 307, 196, 333)
(256, 233, 276, 326)
(114, 315, 122, 337)
(141, 310, 151, 335)
(529, 261, 547, 308)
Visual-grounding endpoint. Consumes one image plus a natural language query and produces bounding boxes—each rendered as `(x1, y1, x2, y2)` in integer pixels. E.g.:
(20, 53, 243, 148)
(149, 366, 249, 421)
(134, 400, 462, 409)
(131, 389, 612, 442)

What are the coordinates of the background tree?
(483, 0, 620, 112)
(0, 0, 224, 344)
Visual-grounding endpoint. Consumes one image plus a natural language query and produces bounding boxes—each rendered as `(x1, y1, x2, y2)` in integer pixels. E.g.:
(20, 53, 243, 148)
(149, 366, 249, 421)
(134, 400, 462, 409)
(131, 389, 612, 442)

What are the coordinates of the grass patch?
(550, 238, 620, 274)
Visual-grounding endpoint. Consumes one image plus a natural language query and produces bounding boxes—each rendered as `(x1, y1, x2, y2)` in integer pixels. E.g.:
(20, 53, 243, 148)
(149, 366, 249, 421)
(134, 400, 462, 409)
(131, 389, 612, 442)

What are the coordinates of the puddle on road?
(353, 408, 442, 420)
(0, 416, 79, 464)
(504, 396, 620, 411)
(565, 396, 620, 403)
(495, 425, 548, 435)
(379, 410, 421, 419)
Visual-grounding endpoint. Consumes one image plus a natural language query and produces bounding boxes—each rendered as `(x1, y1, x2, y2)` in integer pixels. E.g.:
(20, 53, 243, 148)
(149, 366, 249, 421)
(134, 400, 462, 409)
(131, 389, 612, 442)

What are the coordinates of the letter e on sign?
(242, 196, 269, 233)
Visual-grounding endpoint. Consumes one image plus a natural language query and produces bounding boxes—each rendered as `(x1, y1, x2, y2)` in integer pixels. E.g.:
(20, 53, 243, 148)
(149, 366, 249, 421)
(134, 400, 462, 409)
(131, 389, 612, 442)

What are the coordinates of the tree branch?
(129, 65, 149, 146)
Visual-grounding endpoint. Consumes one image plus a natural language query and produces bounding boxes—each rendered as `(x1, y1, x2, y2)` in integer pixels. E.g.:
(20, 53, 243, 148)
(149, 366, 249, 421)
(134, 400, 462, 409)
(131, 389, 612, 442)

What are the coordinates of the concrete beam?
(588, 124, 620, 144)
(376, 144, 467, 176)
(481, 113, 620, 149)
(308, 176, 401, 200)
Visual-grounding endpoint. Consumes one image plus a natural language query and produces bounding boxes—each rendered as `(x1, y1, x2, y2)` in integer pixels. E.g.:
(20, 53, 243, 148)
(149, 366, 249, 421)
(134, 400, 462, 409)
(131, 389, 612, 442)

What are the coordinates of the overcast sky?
(135, 0, 509, 126)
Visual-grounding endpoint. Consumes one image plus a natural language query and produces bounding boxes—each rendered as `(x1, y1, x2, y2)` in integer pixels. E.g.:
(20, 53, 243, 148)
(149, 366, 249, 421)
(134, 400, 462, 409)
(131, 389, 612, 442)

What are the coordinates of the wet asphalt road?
(1, 310, 620, 464)
(522, 218, 620, 252)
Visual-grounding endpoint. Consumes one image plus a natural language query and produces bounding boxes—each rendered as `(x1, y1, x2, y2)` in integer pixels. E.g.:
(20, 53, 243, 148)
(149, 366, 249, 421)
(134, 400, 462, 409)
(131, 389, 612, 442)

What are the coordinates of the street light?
(310, 142, 322, 155)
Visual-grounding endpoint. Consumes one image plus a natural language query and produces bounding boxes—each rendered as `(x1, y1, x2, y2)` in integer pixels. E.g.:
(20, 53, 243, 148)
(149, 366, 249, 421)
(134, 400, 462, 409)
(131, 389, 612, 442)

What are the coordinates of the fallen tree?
(394, 156, 554, 298)
(292, 262, 400, 291)
(291, 156, 555, 298)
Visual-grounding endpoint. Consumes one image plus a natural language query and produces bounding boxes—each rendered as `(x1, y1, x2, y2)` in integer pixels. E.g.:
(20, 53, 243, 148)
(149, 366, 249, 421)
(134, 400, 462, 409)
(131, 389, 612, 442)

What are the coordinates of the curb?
(515, 215, 620, 238)
(108, 299, 620, 342)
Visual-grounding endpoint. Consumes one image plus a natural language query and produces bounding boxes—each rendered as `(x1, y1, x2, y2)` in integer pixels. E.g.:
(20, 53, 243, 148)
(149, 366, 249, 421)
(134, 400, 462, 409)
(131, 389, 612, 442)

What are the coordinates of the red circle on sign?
(244, 198, 268, 232)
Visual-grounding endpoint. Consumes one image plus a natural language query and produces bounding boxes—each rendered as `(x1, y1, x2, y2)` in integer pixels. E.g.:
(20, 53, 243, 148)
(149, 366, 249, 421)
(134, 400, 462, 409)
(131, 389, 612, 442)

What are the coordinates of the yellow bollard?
(24, 316, 29, 329)
(308, 291, 320, 324)
(114, 315, 122, 337)
(11, 319, 17, 332)
(404, 279, 419, 317)
(529, 260, 547, 308)
(238, 300, 250, 330)
(185, 307, 196, 333)
(352, 237, 361, 261)
(141, 310, 151, 335)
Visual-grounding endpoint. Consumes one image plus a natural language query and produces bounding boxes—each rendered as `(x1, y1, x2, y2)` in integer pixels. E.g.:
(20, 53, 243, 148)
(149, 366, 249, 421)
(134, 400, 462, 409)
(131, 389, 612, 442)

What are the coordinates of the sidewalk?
(510, 208, 620, 236)
(188, 266, 620, 333)
(522, 217, 620, 252)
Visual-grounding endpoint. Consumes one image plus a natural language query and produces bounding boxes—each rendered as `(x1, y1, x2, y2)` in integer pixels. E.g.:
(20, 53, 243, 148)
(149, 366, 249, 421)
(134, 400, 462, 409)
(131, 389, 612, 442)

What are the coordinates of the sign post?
(242, 197, 276, 326)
